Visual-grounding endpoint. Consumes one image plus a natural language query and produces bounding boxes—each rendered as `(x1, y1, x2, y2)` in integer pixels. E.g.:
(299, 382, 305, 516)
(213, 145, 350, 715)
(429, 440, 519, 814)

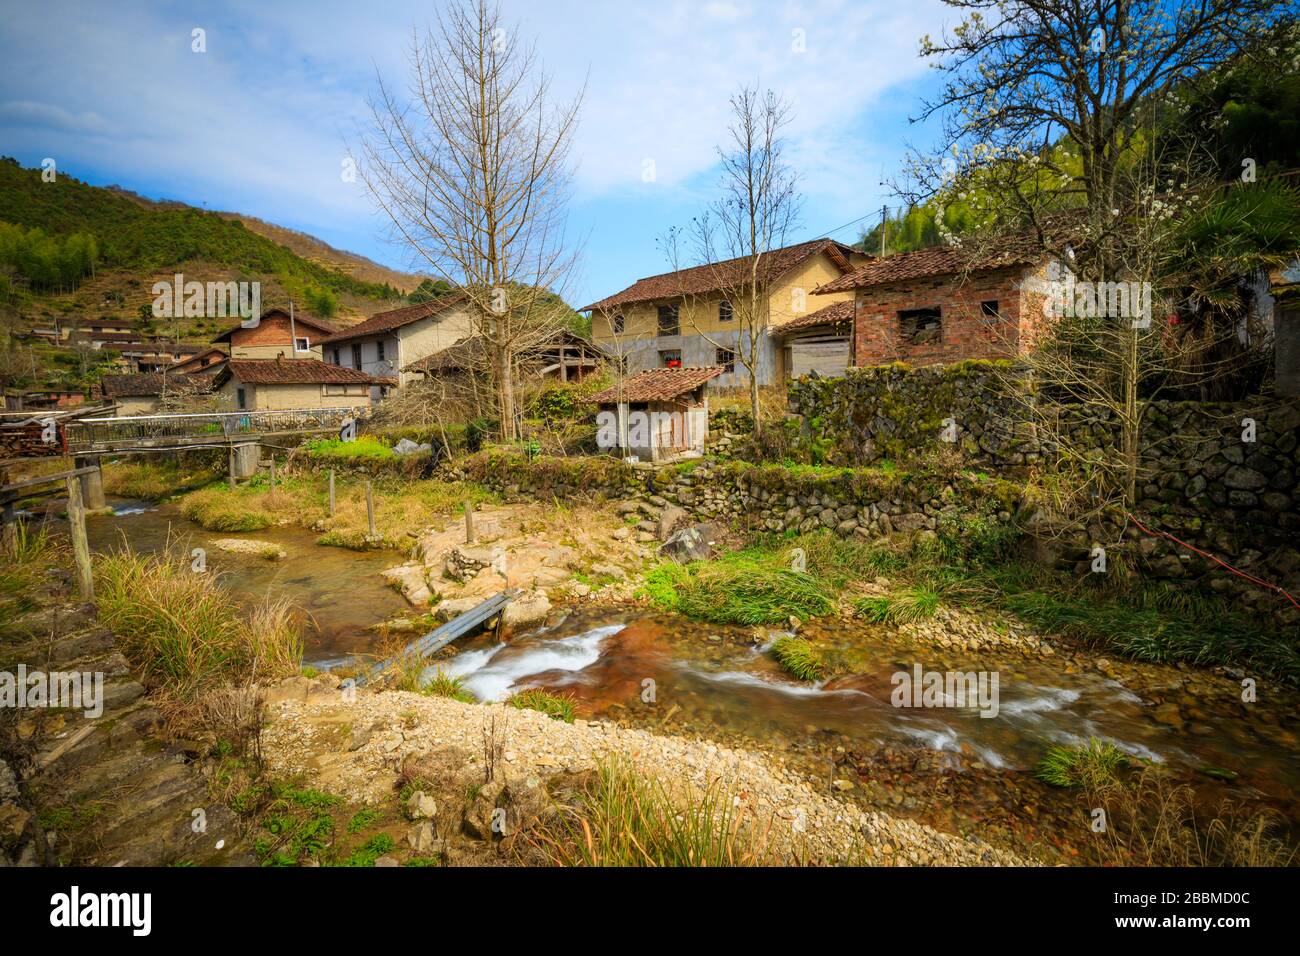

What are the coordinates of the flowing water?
(81, 500, 1300, 816)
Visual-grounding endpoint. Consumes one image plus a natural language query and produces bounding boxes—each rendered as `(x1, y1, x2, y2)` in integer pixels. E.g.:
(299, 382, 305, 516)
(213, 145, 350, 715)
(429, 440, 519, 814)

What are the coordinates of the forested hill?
(0, 157, 408, 308)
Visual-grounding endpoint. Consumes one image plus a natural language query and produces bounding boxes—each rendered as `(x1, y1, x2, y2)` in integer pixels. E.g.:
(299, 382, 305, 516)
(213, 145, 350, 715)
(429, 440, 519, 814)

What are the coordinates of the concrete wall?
(216, 379, 372, 412)
(325, 307, 474, 386)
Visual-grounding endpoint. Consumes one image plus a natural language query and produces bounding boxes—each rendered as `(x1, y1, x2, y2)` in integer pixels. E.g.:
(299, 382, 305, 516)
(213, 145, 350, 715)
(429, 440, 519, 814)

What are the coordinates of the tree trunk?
(495, 343, 515, 441)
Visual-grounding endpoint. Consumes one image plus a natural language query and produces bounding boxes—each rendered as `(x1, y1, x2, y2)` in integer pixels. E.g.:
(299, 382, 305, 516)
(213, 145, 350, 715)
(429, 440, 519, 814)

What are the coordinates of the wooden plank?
(0, 466, 99, 503)
(354, 589, 519, 687)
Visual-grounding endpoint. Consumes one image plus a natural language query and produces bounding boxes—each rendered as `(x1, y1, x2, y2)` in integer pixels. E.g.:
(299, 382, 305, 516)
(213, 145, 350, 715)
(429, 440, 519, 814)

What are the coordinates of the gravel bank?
(261, 676, 1027, 866)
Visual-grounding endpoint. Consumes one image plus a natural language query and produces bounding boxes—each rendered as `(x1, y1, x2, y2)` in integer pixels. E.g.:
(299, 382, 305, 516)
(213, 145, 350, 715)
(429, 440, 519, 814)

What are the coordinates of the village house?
(320, 295, 474, 387)
(100, 372, 211, 415)
(212, 358, 393, 412)
(211, 307, 337, 361)
(582, 238, 872, 388)
(586, 366, 722, 463)
(402, 329, 607, 383)
(167, 346, 228, 377)
(813, 238, 1054, 367)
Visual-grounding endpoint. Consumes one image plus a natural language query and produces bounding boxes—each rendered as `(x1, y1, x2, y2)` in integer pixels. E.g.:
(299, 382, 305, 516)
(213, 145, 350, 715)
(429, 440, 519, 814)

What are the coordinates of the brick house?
(211, 307, 337, 361)
(813, 240, 1052, 367)
(583, 238, 872, 388)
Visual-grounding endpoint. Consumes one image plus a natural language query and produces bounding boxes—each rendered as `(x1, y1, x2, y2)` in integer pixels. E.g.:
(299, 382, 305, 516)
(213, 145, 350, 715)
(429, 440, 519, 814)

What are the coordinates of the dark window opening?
(331, 348, 340, 365)
(376, 340, 386, 362)
(718, 299, 733, 322)
(351, 344, 362, 370)
(612, 313, 625, 334)
(236, 387, 246, 410)
(898, 307, 942, 345)
(981, 300, 1000, 320)
(657, 304, 680, 335)
(659, 349, 682, 368)
(715, 347, 736, 373)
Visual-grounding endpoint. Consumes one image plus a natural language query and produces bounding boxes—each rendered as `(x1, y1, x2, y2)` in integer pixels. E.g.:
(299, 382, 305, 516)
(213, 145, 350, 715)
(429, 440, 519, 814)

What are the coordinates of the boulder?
(658, 523, 721, 563)
(406, 790, 438, 820)
(656, 505, 688, 541)
(502, 590, 550, 629)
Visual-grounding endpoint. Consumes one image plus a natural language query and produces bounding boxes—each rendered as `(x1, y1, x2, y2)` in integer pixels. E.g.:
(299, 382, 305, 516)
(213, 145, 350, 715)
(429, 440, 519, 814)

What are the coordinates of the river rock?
(656, 505, 688, 541)
(406, 790, 437, 820)
(659, 523, 720, 563)
(502, 589, 550, 629)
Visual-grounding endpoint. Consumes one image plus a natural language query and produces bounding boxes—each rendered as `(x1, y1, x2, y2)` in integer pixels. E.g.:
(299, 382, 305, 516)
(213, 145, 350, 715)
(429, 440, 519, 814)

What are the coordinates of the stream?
(81, 499, 1300, 827)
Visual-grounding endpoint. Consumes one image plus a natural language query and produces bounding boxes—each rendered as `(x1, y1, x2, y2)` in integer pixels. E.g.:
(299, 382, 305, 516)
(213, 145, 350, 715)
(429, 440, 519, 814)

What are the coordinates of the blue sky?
(0, 0, 954, 308)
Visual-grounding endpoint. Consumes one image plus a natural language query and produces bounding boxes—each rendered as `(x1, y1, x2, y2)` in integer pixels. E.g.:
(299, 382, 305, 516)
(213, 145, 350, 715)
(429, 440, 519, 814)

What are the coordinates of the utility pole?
(880, 205, 888, 258)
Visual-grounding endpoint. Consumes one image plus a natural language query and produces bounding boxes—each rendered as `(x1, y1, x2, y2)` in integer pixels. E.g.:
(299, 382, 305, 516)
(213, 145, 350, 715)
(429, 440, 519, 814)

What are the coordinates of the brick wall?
(853, 265, 1039, 365)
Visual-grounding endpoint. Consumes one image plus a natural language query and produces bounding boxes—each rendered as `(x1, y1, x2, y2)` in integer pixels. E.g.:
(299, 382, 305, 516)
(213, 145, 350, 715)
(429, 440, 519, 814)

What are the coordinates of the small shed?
(773, 300, 853, 379)
(586, 366, 723, 462)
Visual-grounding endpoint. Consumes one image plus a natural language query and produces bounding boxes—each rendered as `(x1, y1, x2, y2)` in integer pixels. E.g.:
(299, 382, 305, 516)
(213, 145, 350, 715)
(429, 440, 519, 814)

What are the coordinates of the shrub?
(641, 552, 834, 626)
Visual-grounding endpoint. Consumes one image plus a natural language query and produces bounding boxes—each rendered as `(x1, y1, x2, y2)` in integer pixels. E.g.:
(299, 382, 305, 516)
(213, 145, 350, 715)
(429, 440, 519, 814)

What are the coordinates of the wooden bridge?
(353, 588, 521, 687)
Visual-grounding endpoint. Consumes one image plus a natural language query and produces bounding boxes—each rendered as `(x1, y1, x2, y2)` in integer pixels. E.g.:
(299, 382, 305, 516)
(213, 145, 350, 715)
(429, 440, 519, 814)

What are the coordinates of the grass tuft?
(770, 636, 825, 681)
(507, 688, 576, 723)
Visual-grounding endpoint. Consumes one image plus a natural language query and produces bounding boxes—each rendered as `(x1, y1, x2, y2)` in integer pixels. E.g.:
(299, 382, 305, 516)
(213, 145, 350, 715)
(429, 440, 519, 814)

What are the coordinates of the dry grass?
(94, 546, 303, 700)
(530, 758, 774, 866)
(1086, 767, 1296, 866)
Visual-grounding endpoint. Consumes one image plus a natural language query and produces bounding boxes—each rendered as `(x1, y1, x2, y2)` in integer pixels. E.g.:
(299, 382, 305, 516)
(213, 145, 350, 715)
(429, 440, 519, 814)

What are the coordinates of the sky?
(0, 0, 955, 309)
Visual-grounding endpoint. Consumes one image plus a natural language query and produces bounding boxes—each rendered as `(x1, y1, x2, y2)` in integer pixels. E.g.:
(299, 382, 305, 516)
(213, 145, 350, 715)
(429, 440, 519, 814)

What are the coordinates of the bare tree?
(666, 86, 801, 438)
(357, 0, 582, 442)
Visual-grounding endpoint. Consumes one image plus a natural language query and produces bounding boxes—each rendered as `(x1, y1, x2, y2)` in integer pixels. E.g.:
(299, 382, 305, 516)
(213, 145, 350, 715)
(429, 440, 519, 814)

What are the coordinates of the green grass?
(305, 436, 395, 460)
(1035, 738, 1133, 789)
(422, 668, 476, 703)
(641, 550, 834, 625)
(346, 808, 379, 834)
(0, 520, 62, 635)
(770, 636, 825, 681)
(102, 459, 218, 501)
(507, 688, 576, 723)
(180, 486, 279, 531)
(855, 586, 942, 625)
(342, 834, 396, 867)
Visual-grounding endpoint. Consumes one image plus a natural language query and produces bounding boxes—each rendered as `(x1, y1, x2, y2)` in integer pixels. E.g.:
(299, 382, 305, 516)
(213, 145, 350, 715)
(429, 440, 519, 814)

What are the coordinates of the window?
(351, 344, 362, 370)
(981, 300, 1000, 320)
(715, 347, 736, 373)
(718, 299, 733, 322)
(236, 387, 246, 410)
(659, 349, 682, 368)
(324, 384, 367, 396)
(331, 349, 340, 365)
(657, 304, 680, 335)
(295, 337, 310, 352)
(898, 307, 942, 345)
(611, 313, 625, 334)
(376, 340, 386, 363)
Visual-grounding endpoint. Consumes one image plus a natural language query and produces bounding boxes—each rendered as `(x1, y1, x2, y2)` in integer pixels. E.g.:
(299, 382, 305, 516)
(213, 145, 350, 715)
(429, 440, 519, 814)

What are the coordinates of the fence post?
(1, 502, 15, 554)
(328, 469, 335, 516)
(365, 481, 376, 538)
(269, 458, 276, 490)
(65, 477, 94, 601)
(465, 499, 475, 544)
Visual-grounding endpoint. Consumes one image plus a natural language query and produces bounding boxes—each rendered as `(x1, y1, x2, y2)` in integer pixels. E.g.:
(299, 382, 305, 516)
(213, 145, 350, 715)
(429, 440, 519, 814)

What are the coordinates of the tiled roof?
(772, 300, 854, 335)
(101, 372, 210, 398)
(813, 230, 1060, 294)
(581, 239, 864, 313)
(211, 308, 339, 343)
(321, 294, 467, 344)
(586, 366, 724, 404)
(220, 359, 394, 386)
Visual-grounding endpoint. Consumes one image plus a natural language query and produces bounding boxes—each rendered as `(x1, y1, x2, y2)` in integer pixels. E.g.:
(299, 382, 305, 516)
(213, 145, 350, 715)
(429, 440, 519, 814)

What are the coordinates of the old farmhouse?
(212, 358, 393, 412)
(587, 366, 723, 463)
(212, 307, 337, 360)
(582, 238, 872, 388)
(321, 296, 474, 387)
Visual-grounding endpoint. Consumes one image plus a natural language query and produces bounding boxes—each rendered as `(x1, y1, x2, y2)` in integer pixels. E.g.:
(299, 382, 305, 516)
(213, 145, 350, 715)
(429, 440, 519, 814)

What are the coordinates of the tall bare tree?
(667, 86, 801, 438)
(357, 0, 582, 441)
